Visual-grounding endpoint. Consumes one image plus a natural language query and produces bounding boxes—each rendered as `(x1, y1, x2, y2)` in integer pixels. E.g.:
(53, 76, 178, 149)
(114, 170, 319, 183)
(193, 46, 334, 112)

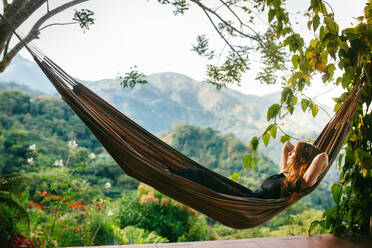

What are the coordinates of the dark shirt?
(253, 173, 287, 199)
(171, 168, 287, 199)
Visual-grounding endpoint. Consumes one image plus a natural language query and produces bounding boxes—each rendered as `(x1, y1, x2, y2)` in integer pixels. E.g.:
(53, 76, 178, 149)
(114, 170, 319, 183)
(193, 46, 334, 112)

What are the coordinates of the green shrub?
(119, 183, 208, 242)
(123, 226, 168, 244)
(178, 215, 211, 242)
(87, 213, 121, 245)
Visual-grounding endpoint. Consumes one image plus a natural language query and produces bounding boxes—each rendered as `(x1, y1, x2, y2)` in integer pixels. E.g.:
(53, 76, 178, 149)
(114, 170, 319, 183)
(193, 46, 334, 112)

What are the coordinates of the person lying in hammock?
(171, 141, 328, 199)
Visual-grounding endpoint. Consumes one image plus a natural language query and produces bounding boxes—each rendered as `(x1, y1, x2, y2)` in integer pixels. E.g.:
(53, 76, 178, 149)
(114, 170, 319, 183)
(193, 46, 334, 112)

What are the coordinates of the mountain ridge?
(0, 55, 332, 161)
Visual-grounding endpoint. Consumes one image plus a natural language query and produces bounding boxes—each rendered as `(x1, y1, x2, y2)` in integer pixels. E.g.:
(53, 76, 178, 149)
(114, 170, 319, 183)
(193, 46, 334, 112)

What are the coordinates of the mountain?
(0, 81, 48, 96)
(84, 73, 331, 139)
(0, 55, 56, 94)
(0, 55, 332, 162)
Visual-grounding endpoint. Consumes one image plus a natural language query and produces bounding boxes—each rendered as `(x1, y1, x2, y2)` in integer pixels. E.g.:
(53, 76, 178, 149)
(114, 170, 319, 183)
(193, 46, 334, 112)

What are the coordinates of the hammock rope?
(0, 15, 364, 228)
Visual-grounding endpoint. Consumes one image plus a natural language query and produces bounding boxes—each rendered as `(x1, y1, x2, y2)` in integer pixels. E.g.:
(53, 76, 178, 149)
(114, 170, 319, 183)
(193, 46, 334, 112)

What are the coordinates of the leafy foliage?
(0, 173, 31, 246)
(158, 0, 371, 236)
(73, 9, 95, 31)
(119, 183, 210, 242)
(0, 173, 31, 226)
(123, 226, 168, 244)
(117, 66, 148, 89)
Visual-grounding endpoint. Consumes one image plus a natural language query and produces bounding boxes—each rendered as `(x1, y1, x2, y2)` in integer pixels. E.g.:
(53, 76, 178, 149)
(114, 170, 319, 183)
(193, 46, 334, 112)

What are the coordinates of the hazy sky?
(10, 0, 367, 104)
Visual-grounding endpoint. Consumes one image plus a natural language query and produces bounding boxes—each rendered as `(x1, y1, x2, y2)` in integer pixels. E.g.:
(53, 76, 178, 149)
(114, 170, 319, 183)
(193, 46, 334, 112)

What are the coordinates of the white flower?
(53, 160, 64, 167)
(104, 182, 111, 190)
(107, 210, 113, 216)
(27, 158, 34, 164)
(88, 153, 96, 160)
(28, 144, 36, 151)
(68, 140, 78, 150)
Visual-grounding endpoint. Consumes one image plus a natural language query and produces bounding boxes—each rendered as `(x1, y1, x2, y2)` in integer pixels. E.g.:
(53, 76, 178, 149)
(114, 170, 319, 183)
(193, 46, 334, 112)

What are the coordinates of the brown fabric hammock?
(5, 23, 362, 228)
(30, 52, 362, 229)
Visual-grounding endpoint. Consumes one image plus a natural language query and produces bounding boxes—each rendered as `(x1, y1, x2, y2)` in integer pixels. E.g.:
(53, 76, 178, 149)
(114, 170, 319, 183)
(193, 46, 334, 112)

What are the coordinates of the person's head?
(282, 142, 322, 199)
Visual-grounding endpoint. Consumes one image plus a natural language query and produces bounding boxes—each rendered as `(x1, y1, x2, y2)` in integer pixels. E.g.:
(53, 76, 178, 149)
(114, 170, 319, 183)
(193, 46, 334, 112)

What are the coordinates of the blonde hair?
(282, 142, 322, 200)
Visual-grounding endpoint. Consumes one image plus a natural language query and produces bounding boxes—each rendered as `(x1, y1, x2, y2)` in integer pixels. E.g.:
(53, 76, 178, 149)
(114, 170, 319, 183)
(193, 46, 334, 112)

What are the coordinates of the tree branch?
(0, 0, 46, 54)
(0, 0, 89, 73)
(27, 0, 89, 38)
(275, 124, 300, 141)
(218, 0, 265, 46)
(201, 6, 249, 70)
(2, 0, 9, 10)
(190, 0, 261, 43)
(39, 22, 78, 31)
(3, 35, 11, 56)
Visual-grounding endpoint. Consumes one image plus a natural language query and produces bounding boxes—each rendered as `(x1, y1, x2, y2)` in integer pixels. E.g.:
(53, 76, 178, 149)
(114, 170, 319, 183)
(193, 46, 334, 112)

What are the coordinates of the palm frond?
(0, 193, 30, 227)
(0, 173, 31, 195)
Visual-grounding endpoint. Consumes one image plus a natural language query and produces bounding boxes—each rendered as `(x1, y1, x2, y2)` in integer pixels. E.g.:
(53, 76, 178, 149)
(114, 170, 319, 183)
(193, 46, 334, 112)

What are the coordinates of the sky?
(8, 0, 367, 105)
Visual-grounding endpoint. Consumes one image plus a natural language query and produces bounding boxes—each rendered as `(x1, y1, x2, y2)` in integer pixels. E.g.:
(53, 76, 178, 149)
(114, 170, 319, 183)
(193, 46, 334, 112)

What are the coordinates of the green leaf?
(118, 66, 148, 88)
(242, 154, 252, 170)
(338, 153, 344, 169)
(250, 137, 259, 153)
(331, 183, 342, 204)
(268, 9, 276, 23)
(322, 73, 331, 83)
(335, 77, 342, 85)
(280, 135, 290, 144)
(231, 172, 239, 182)
(327, 64, 336, 78)
(343, 28, 359, 40)
(301, 99, 309, 112)
(341, 76, 350, 89)
(292, 97, 298, 105)
(355, 148, 372, 170)
(262, 132, 270, 147)
(310, 39, 318, 48)
(291, 55, 300, 69)
(283, 34, 304, 52)
(325, 16, 338, 34)
(309, 220, 324, 235)
(313, 14, 320, 31)
(267, 104, 281, 121)
(287, 106, 294, 114)
(307, 20, 313, 30)
(252, 157, 258, 171)
(288, 214, 296, 223)
(269, 125, 277, 139)
(319, 25, 326, 40)
(333, 102, 342, 112)
(311, 104, 319, 117)
(319, 2, 328, 15)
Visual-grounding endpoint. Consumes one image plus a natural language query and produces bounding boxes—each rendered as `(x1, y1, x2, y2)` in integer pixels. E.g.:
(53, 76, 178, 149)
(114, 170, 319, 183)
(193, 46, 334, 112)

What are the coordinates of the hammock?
(4, 24, 363, 228)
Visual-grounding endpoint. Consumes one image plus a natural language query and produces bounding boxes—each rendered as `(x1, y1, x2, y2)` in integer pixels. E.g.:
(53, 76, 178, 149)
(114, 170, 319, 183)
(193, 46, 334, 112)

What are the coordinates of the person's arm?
(301, 152, 329, 189)
(280, 141, 294, 173)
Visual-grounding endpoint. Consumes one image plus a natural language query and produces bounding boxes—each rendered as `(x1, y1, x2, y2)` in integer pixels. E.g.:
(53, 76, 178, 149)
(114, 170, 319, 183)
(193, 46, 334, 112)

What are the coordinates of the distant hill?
(0, 55, 56, 94)
(0, 81, 47, 96)
(0, 55, 332, 162)
(83, 73, 332, 161)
